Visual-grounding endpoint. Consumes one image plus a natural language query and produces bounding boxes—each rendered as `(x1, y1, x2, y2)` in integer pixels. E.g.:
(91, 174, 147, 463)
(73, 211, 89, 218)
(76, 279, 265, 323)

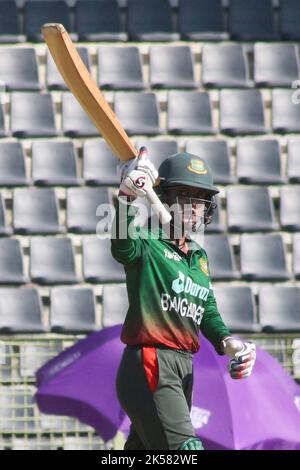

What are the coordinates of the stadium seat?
(62, 92, 98, 137)
(236, 139, 285, 184)
(204, 196, 225, 233)
(98, 46, 144, 90)
(30, 237, 79, 284)
(167, 91, 215, 135)
(83, 139, 119, 186)
(67, 187, 112, 234)
(293, 233, 300, 279)
(185, 139, 234, 184)
(202, 44, 251, 88)
(288, 138, 300, 183)
(229, 0, 278, 40)
(127, 0, 179, 41)
(102, 284, 128, 327)
(178, 0, 228, 41)
(11, 92, 57, 138)
(50, 288, 97, 333)
(0, 239, 27, 284)
(254, 43, 300, 88)
(0, 48, 40, 91)
(240, 234, 290, 281)
(12, 439, 58, 451)
(149, 46, 196, 89)
(203, 235, 240, 280)
(272, 89, 300, 133)
(63, 438, 104, 451)
(134, 139, 179, 168)
(32, 141, 81, 186)
(0, 194, 10, 236)
(114, 92, 161, 136)
(0, 103, 6, 137)
(83, 237, 125, 283)
(0, 142, 28, 186)
(24, 1, 74, 42)
(227, 187, 278, 232)
(0, 2, 26, 43)
(0, 344, 12, 383)
(47, 47, 90, 90)
(0, 288, 45, 333)
(279, 0, 300, 40)
(0, 387, 37, 433)
(75, 0, 127, 41)
(19, 343, 63, 378)
(259, 286, 300, 332)
(280, 187, 300, 231)
(13, 188, 64, 235)
(214, 286, 260, 333)
(220, 90, 266, 136)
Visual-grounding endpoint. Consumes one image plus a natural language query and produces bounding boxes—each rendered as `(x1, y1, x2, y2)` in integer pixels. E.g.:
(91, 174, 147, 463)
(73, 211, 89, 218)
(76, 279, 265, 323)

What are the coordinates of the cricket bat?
(42, 23, 171, 224)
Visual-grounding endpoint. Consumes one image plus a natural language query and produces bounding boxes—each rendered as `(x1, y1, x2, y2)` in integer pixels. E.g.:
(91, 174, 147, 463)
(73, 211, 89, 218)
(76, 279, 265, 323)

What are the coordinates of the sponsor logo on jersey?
(190, 406, 211, 429)
(187, 158, 208, 175)
(164, 249, 182, 262)
(199, 257, 209, 276)
(171, 271, 209, 301)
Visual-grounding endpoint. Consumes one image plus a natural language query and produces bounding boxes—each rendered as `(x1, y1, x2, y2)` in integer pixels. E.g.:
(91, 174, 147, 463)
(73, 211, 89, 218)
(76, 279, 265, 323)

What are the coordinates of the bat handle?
(145, 187, 172, 224)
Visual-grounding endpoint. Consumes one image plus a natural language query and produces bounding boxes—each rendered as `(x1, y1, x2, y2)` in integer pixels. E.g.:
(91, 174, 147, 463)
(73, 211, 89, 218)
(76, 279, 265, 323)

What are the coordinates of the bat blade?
(42, 23, 138, 161)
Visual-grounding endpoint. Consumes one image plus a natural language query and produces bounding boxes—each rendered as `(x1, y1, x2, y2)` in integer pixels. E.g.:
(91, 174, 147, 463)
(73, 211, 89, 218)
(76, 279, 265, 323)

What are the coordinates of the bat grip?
(145, 187, 171, 224)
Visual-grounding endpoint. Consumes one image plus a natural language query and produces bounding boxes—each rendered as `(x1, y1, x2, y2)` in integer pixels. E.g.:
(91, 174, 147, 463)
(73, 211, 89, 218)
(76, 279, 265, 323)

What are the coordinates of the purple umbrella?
(35, 326, 300, 449)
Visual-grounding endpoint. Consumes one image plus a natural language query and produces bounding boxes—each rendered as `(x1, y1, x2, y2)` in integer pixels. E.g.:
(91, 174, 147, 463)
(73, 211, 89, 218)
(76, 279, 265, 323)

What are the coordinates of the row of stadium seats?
(1, 43, 300, 91)
(0, 233, 298, 286)
(1, 90, 300, 137)
(0, 0, 300, 43)
(0, 186, 298, 234)
(0, 139, 299, 187)
(0, 283, 299, 334)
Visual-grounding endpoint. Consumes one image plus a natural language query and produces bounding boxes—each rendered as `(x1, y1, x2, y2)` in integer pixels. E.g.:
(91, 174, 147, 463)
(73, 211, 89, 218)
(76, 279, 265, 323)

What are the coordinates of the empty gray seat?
(202, 44, 251, 88)
(0, 386, 36, 433)
(75, 0, 127, 42)
(24, 1, 74, 42)
(0, 142, 28, 186)
(0, 344, 12, 382)
(150, 46, 196, 89)
(83, 237, 125, 283)
(220, 90, 266, 136)
(62, 92, 98, 137)
(254, 43, 300, 87)
(167, 91, 215, 135)
(0, 239, 26, 284)
(102, 284, 128, 327)
(67, 187, 112, 234)
(47, 47, 90, 90)
(203, 235, 240, 280)
(0, 48, 40, 91)
(11, 92, 57, 137)
(128, 0, 179, 41)
(114, 92, 161, 136)
(236, 139, 285, 184)
(83, 139, 119, 186)
(214, 286, 260, 333)
(0, 103, 6, 137)
(186, 139, 234, 184)
(279, 0, 300, 40)
(50, 288, 97, 333)
(272, 89, 300, 133)
(227, 187, 278, 233)
(259, 286, 300, 332)
(0, 194, 10, 235)
(0, 2, 26, 43)
(13, 188, 63, 235)
(32, 141, 80, 186)
(293, 233, 300, 279)
(134, 139, 179, 169)
(0, 288, 44, 333)
(241, 234, 290, 281)
(178, 0, 228, 41)
(229, 0, 278, 40)
(280, 187, 300, 231)
(98, 46, 144, 90)
(288, 139, 300, 183)
(30, 237, 79, 284)
(19, 343, 63, 378)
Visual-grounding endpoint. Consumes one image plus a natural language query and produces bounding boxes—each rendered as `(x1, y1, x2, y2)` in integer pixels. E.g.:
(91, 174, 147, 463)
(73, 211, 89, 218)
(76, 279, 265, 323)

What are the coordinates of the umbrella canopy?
(35, 326, 300, 449)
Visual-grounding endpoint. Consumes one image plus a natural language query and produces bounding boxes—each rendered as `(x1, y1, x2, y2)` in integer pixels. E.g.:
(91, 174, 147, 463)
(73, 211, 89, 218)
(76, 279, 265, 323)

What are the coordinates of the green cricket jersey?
(111, 201, 230, 354)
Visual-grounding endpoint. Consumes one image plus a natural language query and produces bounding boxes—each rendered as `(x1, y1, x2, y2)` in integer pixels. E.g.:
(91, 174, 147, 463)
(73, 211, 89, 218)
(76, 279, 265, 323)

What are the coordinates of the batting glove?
(117, 147, 158, 199)
(221, 336, 256, 380)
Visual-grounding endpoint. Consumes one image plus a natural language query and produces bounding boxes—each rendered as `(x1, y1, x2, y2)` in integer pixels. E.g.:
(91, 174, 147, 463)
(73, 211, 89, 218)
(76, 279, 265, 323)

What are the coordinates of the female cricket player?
(111, 148, 256, 451)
